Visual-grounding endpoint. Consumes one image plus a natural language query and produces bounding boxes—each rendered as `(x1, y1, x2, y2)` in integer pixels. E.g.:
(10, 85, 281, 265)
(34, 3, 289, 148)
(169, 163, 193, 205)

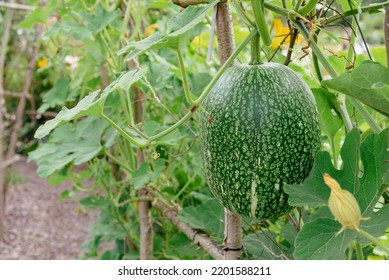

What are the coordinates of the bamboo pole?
(0, 0, 15, 242)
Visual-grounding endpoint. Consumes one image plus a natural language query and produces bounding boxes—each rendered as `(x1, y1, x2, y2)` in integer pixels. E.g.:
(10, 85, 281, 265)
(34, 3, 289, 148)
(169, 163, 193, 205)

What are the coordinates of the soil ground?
(0, 158, 95, 259)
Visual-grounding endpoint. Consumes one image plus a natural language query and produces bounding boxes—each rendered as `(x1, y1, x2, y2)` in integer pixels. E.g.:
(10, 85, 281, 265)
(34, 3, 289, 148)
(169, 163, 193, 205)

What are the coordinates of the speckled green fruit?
(200, 63, 321, 219)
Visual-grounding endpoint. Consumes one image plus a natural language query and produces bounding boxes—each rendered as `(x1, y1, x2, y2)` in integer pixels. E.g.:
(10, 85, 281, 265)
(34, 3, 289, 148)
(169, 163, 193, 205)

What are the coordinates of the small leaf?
(80, 8, 120, 35)
(312, 88, 342, 139)
(178, 199, 224, 234)
(38, 77, 71, 113)
(244, 233, 286, 260)
(321, 61, 389, 117)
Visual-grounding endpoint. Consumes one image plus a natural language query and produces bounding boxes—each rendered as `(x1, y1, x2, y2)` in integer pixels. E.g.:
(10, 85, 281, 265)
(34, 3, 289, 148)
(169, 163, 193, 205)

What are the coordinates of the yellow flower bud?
(144, 23, 158, 37)
(37, 58, 47, 68)
(323, 173, 368, 234)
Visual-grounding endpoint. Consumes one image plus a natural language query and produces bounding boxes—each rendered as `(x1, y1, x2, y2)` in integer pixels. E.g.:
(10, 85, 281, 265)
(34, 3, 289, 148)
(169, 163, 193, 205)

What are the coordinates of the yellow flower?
(271, 19, 303, 50)
(37, 58, 47, 68)
(323, 173, 368, 235)
(144, 23, 158, 37)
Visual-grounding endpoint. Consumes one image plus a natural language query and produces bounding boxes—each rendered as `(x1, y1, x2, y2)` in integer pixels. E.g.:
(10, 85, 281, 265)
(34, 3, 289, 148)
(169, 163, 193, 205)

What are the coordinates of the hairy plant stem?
(249, 33, 262, 65)
(355, 242, 364, 260)
(358, 228, 389, 256)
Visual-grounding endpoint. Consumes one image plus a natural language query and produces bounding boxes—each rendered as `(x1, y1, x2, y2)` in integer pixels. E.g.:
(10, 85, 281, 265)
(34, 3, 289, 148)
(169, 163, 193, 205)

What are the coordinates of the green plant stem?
(324, 1, 389, 25)
(119, 89, 134, 126)
(105, 149, 133, 173)
(249, 33, 262, 65)
(294, 0, 303, 11)
(251, 0, 272, 46)
(348, 241, 355, 260)
(177, 47, 195, 105)
(355, 242, 364, 260)
(148, 110, 194, 141)
(102, 30, 256, 147)
(298, 0, 318, 16)
(232, 0, 255, 27)
(101, 113, 145, 147)
(312, 31, 323, 82)
(344, 16, 382, 134)
(358, 228, 389, 256)
(348, 98, 382, 133)
(294, 21, 353, 133)
(264, 2, 290, 17)
(100, 32, 120, 70)
(193, 29, 257, 105)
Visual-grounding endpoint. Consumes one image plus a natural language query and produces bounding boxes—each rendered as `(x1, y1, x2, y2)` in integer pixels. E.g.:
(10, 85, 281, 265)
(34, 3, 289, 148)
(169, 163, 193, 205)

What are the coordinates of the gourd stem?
(298, 0, 318, 16)
(251, 0, 272, 46)
(249, 33, 262, 65)
(358, 228, 389, 255)
(177, 47, 195, 105)
(193, 29, 257, 105)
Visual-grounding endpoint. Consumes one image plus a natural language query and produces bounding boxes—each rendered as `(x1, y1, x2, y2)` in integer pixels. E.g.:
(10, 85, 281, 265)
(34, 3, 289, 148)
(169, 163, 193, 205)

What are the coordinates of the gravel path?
(0, 158, 95, 259)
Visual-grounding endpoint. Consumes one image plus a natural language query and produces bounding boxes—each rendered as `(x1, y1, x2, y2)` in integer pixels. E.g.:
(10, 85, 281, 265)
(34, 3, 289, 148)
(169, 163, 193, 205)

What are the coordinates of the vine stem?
(251, 0, 272, 46)
(294, 21, 381, 134)
(355, 242, 364, 260)
(358, 228, 389, 256)
(177, 47, 195, 105)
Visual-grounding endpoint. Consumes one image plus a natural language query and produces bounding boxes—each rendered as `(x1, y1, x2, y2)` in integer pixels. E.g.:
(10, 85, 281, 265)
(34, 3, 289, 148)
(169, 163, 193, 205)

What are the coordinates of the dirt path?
(0, 158, 95, 259)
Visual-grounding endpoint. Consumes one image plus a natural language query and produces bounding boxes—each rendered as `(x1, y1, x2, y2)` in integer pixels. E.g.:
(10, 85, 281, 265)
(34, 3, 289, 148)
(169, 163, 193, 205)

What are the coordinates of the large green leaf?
(285, 128, 389, 215)
(29, 117, 107, 177)
(294, 219, 358, 259)
(321, 61, 389, 117)
(118, 0, 218, 61)
(34, 68, 146, 139)
(178, 199, 224, 235)
(285, 129, 389, 259)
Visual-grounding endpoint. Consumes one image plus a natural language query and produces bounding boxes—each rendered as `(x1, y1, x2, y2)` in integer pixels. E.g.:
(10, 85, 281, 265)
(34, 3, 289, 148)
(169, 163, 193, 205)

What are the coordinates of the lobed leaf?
(321, 61, 389, 117)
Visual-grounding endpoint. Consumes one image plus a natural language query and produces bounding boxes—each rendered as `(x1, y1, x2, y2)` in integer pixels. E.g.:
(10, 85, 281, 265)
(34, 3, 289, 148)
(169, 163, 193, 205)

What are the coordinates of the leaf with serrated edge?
(34, 68, 146, 139)
(285, 128, 389, 215)
(286, 129, 389, 259)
